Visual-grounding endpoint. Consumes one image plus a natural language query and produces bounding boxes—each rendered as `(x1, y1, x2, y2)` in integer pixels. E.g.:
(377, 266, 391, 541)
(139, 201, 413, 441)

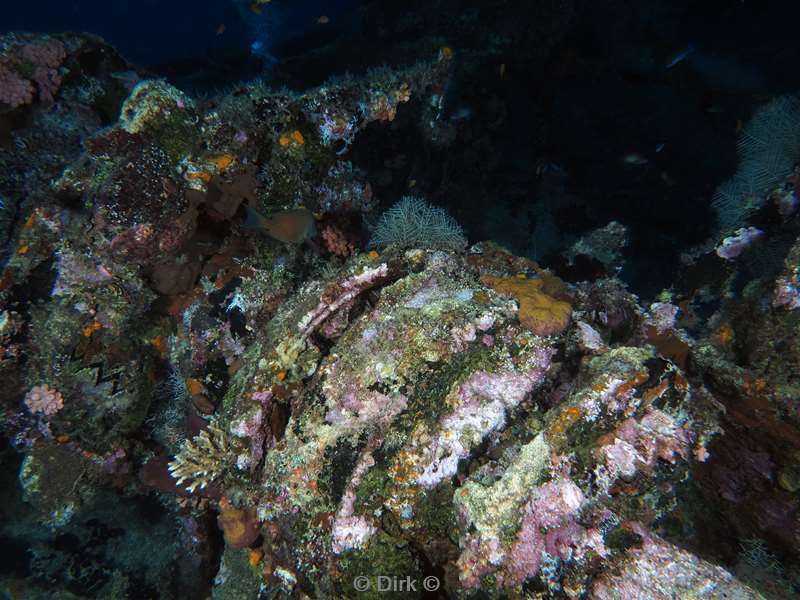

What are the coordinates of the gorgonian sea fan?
(369, 195, 467, 251)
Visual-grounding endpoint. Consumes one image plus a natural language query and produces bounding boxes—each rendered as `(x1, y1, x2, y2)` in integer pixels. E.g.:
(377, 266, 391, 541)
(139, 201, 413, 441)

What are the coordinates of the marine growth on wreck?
(2, 1, 800, 599)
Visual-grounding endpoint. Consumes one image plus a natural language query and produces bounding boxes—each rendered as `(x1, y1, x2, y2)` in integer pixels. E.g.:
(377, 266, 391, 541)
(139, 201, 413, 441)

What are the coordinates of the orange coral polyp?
(82, 320, 102, 337)
(185, 377, 204, 396)
(187, 170, 212, 182)
(248, 548, 263, 567)
(211, 153, 235, 172)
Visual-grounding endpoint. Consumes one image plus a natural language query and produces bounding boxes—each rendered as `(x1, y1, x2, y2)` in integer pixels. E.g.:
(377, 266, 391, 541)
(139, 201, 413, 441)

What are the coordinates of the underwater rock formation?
(0, 22, 799, 600)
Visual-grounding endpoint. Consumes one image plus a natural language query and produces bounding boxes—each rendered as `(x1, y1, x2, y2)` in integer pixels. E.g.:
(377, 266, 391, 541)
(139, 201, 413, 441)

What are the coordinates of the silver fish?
(622, 153, 649, 166)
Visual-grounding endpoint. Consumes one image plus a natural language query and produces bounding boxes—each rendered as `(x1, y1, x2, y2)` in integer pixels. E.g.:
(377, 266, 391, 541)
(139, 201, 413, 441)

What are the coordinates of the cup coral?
(24, 384, 64, 416)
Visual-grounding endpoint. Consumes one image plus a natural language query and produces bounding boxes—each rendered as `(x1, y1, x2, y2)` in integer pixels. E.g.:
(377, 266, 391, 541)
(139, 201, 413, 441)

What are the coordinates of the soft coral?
(0, 35, 65, 108)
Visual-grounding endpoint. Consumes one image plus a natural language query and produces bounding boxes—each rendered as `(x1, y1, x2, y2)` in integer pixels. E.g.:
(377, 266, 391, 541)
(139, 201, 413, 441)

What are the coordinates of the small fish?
(622, 153, 648, 166)
(216, 23, 226, 35)
(317, 15, 329, 24)
(243, 206, 316, 244)
(655, 142, 665, 153)
(0, 195, 5, 210)
(408, 179, 416, 188)
(110, 70, 142, 91)
(665, 43, 695, 69)
(535, 161, 563, 176)
(499, 63, 506, 78)
(449, 107, 473, 121)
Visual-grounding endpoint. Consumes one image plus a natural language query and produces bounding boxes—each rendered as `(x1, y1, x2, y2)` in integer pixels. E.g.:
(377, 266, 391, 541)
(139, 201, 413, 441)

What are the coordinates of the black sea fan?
(713, 94, 800, 230)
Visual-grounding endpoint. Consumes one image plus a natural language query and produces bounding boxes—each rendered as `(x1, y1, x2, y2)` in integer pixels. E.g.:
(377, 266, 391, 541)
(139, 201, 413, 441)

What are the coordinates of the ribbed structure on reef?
(168, 422, 234, 493)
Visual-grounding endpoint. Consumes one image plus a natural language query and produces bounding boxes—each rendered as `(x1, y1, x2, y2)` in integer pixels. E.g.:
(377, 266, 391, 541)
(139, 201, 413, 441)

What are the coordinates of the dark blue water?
(2, 0, 362, 90)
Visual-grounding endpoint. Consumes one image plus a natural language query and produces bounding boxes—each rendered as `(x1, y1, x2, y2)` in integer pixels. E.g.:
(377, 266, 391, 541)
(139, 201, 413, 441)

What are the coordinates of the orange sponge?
(481, 275, 571, 336)
(218, 503, 261, 549)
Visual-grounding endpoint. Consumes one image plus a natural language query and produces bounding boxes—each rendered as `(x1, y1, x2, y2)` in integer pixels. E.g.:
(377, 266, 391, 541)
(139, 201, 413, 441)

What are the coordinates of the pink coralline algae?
(418, 350, 554, 487)
(596, 408, 693, 489)
(30, 63, 62, 104)
(648, 302, 679, 334)
(298, 264, 390, 338)
(314, 161, 375, 213)
(591, 522, 762, 599)
(319, 298, 355, 339)
(576, 320, 605, 351)
(50, 249, 114, 296)
(450, 321, 477, 352)
(324, 366, 408, 430)
(715, 227, 764, 260)
(24, 384, 65, 416)
(458, 476, 607, 590)
(331, 508, 377, 554)
(502, 479, 607, 586)
(21, 38, 66, 70)
(331, 448, 378, 553)
(251, 390, 273, 405)
(230, 407, 270, 470)
(233, 129, 248, 145)
(774, 274, 800, 310)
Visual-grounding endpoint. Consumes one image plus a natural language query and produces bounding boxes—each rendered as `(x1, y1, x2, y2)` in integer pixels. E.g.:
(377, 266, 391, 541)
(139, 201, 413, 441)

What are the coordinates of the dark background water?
(3, 0, 251, 72)
(1, 0, 362, 89)
(4, 0, 800, 298)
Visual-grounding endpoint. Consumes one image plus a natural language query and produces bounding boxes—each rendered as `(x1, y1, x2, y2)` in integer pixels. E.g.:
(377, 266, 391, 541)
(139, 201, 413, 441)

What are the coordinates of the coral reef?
(1, 15, 799, 600)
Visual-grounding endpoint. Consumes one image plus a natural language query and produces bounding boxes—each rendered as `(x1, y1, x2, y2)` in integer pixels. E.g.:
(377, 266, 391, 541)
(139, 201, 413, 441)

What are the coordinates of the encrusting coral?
(480, 274, 572, 336)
